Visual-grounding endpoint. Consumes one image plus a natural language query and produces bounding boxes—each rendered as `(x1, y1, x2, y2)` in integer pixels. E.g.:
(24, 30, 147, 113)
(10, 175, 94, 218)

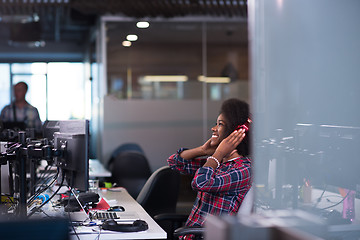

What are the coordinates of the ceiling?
(0, 0, 248, 62)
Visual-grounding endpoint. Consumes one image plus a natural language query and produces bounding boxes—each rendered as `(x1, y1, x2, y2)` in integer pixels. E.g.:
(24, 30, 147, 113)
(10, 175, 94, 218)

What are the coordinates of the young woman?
(167, 98, 252, 228)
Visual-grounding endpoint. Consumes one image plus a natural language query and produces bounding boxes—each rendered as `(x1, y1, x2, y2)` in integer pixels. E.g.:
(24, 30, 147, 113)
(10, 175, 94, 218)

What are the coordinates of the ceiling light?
(126, 34, 138, 41)
(142, 75, 188, 82)
(33, 14, 40, 22)
(136, 21, 149, 29)
(8, 40, 46, 48)
(198, 76, 231, 83)
(122, 40, 132, 47)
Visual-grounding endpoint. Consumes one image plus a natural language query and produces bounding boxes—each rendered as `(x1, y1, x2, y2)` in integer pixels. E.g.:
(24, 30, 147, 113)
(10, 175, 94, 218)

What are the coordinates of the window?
(0, 63, 89, 122)
(0, 64, 10, 112)
(47, 62, 88, 120)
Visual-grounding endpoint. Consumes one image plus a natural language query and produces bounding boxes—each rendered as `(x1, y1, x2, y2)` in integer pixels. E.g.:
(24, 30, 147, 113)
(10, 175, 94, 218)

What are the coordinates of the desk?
(309, 188, 360, 223)
(89, 159, 111, 178)
(69, 188, 166, 239)
(37, 159, 111, 179)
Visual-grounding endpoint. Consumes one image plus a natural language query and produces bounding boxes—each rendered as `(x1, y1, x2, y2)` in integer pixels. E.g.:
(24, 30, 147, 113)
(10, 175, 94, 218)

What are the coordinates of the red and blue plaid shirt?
(167, 148, 252, 227)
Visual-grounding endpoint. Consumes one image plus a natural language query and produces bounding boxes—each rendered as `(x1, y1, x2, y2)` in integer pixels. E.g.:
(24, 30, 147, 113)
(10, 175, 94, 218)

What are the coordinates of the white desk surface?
(37, 159, 111, 178)
(89, 159, 112, 178)
(310, 188, 360, 223)
(69, 187, 167, 240)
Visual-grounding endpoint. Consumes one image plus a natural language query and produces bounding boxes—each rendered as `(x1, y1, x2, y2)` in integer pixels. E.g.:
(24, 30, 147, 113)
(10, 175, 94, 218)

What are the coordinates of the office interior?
(0, 0, 360, 239)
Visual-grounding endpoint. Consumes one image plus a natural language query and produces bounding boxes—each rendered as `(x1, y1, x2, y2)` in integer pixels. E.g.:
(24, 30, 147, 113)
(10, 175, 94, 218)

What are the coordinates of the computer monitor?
(43, 120, 89, 142)
(2, 121, 26, 131)
(51, 120, 90, 192)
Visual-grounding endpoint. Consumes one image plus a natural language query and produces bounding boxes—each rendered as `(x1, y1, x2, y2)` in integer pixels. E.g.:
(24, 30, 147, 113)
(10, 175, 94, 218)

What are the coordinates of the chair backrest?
(107, 143, 144, 170)
(110, 151, 152, 199)
(136, 166, 180, 218)
(238, 186, 254, 215)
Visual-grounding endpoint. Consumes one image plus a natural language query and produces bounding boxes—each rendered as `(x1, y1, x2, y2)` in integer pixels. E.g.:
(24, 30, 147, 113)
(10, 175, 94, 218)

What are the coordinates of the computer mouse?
(109, 205, 125, 212)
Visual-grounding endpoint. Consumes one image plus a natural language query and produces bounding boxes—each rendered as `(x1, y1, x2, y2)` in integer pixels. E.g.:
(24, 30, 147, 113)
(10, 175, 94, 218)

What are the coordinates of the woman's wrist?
(203, 156, 220, 169)
(212, 151, 225, 163)
(207, 156, 220, 168)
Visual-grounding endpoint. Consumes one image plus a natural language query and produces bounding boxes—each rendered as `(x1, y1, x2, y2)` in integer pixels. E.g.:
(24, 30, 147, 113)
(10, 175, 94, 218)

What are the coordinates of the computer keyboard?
(94, 211, 119, 220)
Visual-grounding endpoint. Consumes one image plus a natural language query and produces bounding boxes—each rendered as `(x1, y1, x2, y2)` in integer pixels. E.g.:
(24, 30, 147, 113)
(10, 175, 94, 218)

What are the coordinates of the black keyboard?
(95, 211, 119, 220)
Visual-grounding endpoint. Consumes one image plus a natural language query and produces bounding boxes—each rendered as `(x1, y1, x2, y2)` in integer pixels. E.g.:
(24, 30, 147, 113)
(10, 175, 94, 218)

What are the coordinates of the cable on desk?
(27, 167, 60, 206)
(312, 184, 327, 209)
(0, 194, 17, 213)
(27, 167, 59, 205)
(70, 221, 81, 240)
(95, 226, 102, 240)
(321, 189, 351, 211)
(27, 170, 65, 218)
(35, 164, 58, 188)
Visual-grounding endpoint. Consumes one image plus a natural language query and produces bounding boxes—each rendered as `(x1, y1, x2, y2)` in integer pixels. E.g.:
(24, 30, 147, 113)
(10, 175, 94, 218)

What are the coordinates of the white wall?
(102, 97, 222, 171)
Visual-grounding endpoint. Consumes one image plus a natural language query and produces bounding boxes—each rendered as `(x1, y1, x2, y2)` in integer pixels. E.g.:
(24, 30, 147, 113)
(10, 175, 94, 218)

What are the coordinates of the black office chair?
(107, 143, 145, 170)
(136, 166, 182, 239)
(109, 151, 152, 199)
(171, 186, 255, 240)
(136, 166, 180, 217)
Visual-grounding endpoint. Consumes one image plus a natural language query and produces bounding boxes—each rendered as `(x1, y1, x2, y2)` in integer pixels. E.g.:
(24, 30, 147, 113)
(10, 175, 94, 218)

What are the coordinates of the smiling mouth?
(212, 134, 218, 138)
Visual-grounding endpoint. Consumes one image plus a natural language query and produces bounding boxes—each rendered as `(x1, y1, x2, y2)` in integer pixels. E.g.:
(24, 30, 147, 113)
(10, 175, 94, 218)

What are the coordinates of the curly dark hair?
(219, 98, 251, 156)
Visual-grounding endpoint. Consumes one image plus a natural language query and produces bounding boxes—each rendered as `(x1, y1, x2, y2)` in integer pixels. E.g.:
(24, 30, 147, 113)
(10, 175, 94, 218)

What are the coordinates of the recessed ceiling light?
(136, 21, 149, 29)
(126, 34, 138, 41)
(122, 40, 132, 47)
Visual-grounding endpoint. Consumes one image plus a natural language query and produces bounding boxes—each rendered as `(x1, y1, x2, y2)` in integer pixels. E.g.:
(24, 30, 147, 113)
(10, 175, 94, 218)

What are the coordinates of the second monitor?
(44, 120, 90, 192)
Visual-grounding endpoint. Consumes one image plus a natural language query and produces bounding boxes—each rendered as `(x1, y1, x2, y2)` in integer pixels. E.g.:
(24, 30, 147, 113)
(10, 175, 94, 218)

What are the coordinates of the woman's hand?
(200, 138, 217, 156)
(213, 129, 246, 162)
(179, 138, 216, 160)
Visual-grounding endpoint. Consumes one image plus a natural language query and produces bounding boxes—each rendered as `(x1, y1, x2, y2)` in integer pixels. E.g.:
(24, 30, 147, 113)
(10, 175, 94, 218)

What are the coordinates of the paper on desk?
(91, 197, 110, 210)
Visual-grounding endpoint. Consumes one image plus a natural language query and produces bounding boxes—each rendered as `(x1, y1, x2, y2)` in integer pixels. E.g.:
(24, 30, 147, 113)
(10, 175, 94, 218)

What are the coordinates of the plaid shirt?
(167, 148, 252, 227)
(1, 102, 42, 133)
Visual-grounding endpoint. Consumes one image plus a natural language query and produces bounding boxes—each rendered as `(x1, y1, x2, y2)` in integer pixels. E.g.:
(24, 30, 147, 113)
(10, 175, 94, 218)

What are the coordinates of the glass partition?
(249, 0, 360, 227)
(97, 16, 250, 169)
(105, 19, 249, 102)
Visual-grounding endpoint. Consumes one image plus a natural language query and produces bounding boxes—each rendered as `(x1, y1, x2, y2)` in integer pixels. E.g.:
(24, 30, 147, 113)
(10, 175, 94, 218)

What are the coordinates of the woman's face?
(210, 113, 228, 147)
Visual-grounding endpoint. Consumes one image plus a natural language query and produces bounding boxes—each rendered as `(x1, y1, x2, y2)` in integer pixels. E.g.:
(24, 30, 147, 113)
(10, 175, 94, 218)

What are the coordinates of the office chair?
(107, 143, 144, 170)
(136, 166, 182, 239)
(136, 166, 180, 217)
(171, 186, 255, 239)
(109, 151, 152, 199)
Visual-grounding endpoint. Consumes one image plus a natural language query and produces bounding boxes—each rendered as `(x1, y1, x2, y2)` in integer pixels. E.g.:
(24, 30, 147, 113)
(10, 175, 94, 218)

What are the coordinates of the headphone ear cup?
(102, 220, 148, 232)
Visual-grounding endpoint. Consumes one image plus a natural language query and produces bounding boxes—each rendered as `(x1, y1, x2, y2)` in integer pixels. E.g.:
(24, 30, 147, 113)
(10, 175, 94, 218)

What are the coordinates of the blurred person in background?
(0, 81, 42, 136)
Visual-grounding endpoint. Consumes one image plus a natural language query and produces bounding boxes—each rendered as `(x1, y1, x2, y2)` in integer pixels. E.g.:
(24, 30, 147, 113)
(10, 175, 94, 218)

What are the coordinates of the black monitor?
(51, 120, 90, 192)
(2, 121, 26, 131)
(43, 120, 89, 142)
